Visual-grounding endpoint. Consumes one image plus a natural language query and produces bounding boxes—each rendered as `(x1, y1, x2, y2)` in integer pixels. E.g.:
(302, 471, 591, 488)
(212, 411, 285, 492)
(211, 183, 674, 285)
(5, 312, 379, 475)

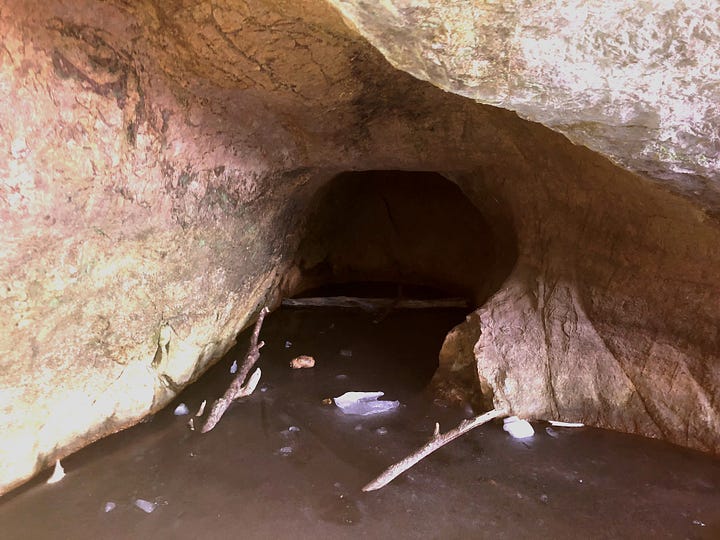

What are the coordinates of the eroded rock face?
(1, 0, 719, 495)
(329, 0, 720, 209)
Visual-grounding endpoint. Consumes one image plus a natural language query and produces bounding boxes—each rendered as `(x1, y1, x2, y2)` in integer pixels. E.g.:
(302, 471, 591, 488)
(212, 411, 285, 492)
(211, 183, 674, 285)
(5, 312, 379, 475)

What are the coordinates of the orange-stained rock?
(290, 355, 316, 369)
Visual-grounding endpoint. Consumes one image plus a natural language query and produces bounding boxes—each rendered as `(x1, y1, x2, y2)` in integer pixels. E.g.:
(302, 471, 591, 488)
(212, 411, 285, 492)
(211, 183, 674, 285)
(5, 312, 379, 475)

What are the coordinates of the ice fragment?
(173, 403, 189, 416)
(340, 349, 352, 357)
(46, 460, 65, 484)
(278, 446, 293, 455)
(104, 501, 116, 513)
(549, 420, 584, 428)
(285, 341, 292, 348)
(503, 416, 535, 439)
(288, 426, 300, 432)
(333, 391, 400, 416)
(230, 360, 238, 374)
(134, 499, 156, 513)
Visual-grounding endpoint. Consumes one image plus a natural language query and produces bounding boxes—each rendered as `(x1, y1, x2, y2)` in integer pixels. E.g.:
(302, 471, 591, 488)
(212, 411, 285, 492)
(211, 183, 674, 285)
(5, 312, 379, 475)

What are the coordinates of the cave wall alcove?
(1, 0, 719, 495)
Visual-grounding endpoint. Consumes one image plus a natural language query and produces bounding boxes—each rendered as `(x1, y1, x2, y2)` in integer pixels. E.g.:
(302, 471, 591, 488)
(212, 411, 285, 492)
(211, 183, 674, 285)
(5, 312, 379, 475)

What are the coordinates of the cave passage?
(293, 171, 517, 307)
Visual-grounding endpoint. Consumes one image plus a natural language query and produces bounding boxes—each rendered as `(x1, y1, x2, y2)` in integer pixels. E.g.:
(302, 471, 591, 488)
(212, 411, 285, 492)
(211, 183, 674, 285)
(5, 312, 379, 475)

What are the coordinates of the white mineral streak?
(328, 0, 720, 185)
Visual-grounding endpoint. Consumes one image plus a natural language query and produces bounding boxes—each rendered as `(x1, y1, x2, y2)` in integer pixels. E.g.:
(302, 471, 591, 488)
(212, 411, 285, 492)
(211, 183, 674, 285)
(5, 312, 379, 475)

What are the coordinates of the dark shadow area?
(294, 171, 517, 307)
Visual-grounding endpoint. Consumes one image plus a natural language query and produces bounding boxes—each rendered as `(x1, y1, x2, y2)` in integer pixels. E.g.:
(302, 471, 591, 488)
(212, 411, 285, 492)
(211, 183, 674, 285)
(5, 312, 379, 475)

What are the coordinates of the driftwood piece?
(201, 307, 269, 433)
(282, 296, 469, 311)
(362, 408, 505, 492)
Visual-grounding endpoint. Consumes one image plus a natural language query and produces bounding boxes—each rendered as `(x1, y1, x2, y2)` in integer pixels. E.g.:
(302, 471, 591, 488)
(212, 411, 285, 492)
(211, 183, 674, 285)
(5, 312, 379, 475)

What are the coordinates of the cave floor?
(1, 307, 719, 539)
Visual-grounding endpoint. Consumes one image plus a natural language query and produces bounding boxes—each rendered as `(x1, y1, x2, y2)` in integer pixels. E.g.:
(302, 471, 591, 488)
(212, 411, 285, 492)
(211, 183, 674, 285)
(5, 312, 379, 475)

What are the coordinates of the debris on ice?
(503, 416, 535, 439)
(549, 420, 584, 428)
(173, 403, 189, 416)
(290, 355, 315, 369)
(134, 499, 156, 513)
(195, 399, 207, 417)
(333, 391, 400, 416)
(46, 460, 65, 484)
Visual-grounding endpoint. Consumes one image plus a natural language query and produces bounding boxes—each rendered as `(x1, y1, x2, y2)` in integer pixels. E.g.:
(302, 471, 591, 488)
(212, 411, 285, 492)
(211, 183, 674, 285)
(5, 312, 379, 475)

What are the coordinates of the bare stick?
(201, 307, 269, 433)
(282, 296, 469, 310)
(362, 408, 505, 492)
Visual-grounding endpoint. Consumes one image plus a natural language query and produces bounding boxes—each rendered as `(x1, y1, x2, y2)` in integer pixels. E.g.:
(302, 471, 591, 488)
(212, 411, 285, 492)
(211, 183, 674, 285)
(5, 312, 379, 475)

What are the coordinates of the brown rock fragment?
(290, 355, 316, 369)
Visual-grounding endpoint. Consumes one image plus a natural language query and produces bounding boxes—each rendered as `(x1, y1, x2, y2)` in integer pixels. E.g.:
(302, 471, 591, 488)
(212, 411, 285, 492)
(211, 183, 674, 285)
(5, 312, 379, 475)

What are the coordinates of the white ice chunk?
(503, 416, 535, 439)
(134, 499, 156, 513)
(230, 359, 238, 374)
(173, 403, 189, 416)
(333, 391, 400, 416)
(285, 341, 292, 348)
(288, 426, 300, 432)
(104, 501, 116, 513)
(46, 460, 65, 484)
(195, 400, 207, 417)
(278, 446, 293, 455)
(549, 420, 585, 428)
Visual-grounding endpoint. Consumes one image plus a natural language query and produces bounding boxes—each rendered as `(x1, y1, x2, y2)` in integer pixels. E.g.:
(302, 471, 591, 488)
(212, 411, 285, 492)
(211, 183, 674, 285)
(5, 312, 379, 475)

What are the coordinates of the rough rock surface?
(1, 0, 719, 495)
(329, 0, 720, 210)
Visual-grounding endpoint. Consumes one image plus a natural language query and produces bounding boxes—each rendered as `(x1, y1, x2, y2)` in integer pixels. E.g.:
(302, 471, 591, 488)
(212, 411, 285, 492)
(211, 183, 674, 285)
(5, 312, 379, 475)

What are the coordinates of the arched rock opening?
(292, 170, 517, 307)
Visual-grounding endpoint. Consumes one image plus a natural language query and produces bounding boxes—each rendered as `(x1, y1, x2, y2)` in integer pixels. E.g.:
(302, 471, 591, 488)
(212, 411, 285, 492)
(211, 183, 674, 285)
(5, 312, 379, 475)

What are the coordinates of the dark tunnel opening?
(292, 170, 518, 308)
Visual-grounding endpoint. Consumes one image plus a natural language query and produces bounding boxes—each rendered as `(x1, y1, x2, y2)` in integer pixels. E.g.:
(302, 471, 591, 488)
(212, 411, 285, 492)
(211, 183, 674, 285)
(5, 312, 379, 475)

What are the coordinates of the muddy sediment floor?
(1, 307, 719, 539)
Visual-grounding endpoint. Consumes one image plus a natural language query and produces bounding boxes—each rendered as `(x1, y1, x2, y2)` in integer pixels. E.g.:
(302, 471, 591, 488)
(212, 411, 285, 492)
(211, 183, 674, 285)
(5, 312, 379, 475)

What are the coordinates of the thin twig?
(362, 408, 505, 492)
(201, 307, 269, 433)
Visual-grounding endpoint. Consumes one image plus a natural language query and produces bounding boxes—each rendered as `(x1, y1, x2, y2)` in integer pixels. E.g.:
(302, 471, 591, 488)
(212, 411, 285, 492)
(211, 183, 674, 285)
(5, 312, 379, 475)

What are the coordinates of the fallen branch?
(282, 296, 469, 310)
(362, 408, 505, 492)
(201, 307, 269, 433)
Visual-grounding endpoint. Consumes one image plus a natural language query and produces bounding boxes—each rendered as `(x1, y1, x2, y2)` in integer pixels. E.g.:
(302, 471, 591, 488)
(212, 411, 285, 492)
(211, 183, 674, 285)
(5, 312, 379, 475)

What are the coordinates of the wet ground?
(1, 306, 719, 539)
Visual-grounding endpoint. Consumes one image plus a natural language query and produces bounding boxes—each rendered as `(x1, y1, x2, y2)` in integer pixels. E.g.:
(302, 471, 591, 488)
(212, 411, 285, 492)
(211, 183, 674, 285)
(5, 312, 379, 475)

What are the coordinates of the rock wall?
(1, 0, 718, 494)
(328, 0, 720, 210)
